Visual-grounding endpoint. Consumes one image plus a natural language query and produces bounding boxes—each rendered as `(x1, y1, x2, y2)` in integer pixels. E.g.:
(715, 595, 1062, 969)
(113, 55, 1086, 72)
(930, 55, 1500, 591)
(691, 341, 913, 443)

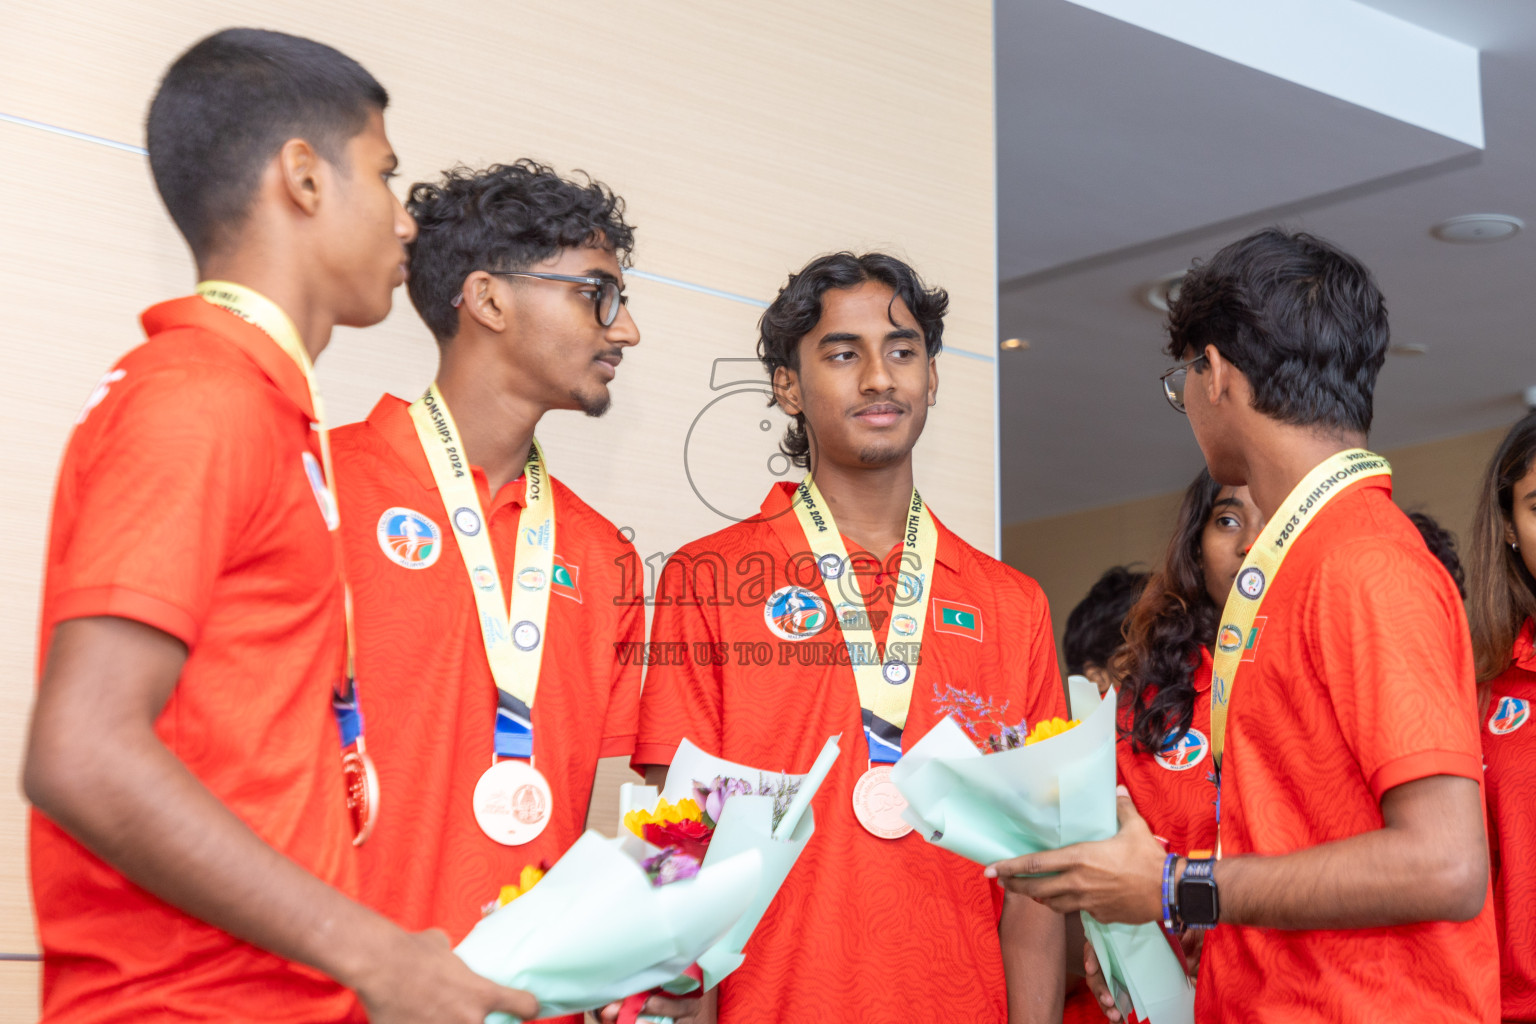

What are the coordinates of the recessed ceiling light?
(1389, 342, 1429, 356)
(1140, 271, 1186, 313)
(1430, 214, 1523, 244)
(1000, 337, 1029, 351)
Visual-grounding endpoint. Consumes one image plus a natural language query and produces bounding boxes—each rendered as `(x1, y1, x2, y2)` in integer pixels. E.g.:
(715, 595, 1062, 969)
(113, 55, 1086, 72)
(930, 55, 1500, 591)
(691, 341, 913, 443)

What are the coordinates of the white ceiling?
(997, 0, 1536, 522)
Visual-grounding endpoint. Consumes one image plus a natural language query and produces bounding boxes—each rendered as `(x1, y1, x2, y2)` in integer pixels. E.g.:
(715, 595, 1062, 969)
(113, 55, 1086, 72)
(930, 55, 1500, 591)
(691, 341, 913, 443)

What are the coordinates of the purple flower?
(692, 776, 753, 826)
(642, 846, 701, 887)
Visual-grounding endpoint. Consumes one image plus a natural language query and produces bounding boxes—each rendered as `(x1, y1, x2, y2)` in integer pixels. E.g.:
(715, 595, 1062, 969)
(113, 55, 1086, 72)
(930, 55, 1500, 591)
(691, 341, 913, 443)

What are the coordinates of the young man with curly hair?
(329, 162, 643, 1022)
(627, 252, 1067, 1023)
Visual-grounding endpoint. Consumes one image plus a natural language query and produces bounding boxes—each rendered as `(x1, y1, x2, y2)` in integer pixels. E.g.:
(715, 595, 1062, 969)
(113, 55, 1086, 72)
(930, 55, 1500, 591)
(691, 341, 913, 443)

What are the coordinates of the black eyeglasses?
(453, 271, 626, 326)
(1159, 355, 1208, 413)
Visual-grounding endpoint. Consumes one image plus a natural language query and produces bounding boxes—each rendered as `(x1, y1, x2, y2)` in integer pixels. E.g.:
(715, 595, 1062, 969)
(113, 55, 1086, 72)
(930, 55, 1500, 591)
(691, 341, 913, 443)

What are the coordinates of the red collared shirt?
(635, 481, 1065, 1024)
(331, 396, 643, 952)
(1196, 477, 1495, 1023)
(1484, 619, 1536, 1021)
(33, 296, 357, 1023)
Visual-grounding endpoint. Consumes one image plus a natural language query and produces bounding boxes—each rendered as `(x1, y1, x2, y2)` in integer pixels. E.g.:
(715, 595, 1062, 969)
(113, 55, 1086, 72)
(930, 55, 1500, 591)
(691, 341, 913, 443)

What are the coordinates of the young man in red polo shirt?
(22, 30, 538, 1024)
(329, 162, 643, 980)
(628, 252, 1066, 1023)
(990, 229, 1497, 1023)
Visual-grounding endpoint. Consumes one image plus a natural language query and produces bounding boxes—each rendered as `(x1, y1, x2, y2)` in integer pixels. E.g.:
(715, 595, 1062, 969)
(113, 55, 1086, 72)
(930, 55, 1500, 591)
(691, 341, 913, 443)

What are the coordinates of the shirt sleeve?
(598, 550, 645, 759)
(1308, 537, 1484, 799)
(47, 364, 271, 647)
(632, 550, 728, 769)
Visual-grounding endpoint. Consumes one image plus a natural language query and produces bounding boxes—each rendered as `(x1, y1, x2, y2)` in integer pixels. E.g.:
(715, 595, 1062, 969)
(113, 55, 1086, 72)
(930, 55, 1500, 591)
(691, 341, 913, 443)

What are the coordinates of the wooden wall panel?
(0, 4, 998, 1017)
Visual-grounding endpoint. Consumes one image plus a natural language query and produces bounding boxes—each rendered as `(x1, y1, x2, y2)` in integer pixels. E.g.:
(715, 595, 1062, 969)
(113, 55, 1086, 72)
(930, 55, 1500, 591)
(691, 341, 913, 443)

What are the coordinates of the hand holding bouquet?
(890, 684, 1194, 1024)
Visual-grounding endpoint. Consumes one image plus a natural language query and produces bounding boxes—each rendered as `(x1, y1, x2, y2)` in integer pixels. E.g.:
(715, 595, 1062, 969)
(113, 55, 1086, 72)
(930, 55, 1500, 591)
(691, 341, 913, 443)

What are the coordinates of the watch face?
(1181, 881, 1218, 924)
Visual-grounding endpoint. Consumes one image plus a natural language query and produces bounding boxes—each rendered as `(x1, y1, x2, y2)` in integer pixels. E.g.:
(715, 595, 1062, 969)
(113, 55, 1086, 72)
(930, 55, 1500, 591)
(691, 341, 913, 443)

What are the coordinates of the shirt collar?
(141, 296, 316, 420)
(758, 480, 960, 571)
(368, 394, 528, 510)
(1514, 619, 1536, 673)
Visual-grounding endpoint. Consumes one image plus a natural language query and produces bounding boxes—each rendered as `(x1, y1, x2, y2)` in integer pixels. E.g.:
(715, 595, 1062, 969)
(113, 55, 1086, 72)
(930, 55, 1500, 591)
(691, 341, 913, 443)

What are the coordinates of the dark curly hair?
(757, 252, 947, 468)
(1167, 228, 1389, 434)
(405, 159, 635, 342)
(1064, 566, 1150, 676)
(1408, 511, 1466, 600)
(1114, 470, 1224, 754)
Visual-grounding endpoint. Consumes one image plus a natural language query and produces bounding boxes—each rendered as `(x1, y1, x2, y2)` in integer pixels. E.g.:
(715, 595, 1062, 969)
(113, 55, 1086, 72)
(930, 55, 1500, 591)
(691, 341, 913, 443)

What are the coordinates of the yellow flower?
(497, 864, 546, 907)
(623, 797, 704, 839)
(1024, 717, 1081, 745)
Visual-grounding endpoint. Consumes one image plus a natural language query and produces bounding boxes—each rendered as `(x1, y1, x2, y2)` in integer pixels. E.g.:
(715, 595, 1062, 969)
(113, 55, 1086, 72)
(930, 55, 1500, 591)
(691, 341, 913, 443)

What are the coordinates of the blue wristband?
(1161, 852, 1179, 932)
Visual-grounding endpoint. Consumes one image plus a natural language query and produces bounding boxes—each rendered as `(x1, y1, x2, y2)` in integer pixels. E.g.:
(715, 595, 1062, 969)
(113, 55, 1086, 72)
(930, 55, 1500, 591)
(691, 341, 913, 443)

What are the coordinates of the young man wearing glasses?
(328, 163, 643, 1023)
(623, 252, 1067, 1023)
(989, 229, 1497, 1023)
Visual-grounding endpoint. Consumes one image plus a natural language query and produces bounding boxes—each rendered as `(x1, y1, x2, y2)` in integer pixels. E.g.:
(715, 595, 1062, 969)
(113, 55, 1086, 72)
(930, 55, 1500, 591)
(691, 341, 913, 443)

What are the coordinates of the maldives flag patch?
(933, 599, 983, 642)
(552, 555, 582, 604)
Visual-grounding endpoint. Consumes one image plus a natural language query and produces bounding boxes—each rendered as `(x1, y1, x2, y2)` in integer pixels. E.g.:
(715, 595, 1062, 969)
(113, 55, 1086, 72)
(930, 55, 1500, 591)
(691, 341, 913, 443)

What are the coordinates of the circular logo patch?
(512, 620, 542, 651)
(517, 567, 547, 591)
(376, 507, 441, 569)
(1237, 566, 1266, 600)
(1217, 624, 1244, 653)
(892, 614, 918, 637)
(882, 660, 912, 685)
(453, 506, 482, 536)
(764, 585, 830, 641)
(1155, 728, 1209, 771)
(818, 553, 844, 580)
(472, 565, 498, 590)
(1489, 696, 1530, 736)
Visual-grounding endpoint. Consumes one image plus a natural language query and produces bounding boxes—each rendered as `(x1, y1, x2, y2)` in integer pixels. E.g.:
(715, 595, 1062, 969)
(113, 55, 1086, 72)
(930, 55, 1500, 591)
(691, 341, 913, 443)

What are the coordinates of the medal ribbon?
(408, 383, 553, 761)
(194, 282, 363, 744)
(790, 478, 938, 764)
(1209, 448, 1391, 765)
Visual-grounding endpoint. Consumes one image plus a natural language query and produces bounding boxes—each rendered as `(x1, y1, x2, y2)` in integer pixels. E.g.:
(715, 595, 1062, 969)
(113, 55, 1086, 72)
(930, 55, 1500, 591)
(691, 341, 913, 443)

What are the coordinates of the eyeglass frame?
(1159, 354, 1209, 414)
(450, 270, 626, 327)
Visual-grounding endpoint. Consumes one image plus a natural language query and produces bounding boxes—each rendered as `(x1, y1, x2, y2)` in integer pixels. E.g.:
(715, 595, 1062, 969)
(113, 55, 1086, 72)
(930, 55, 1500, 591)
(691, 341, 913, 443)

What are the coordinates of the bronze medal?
(473, 759, 554, 846)
(342, 743, 380, 846)
(852, 764, 913, 840)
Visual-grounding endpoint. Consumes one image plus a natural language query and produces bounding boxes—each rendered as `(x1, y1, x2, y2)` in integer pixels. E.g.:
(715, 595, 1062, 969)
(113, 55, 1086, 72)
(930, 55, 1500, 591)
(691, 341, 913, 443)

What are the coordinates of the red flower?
(644, 818, 713, 861)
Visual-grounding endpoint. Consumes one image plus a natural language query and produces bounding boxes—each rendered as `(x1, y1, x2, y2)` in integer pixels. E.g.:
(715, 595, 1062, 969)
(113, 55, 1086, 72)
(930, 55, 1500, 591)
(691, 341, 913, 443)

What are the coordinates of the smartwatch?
(1177, 857, 1219, 930)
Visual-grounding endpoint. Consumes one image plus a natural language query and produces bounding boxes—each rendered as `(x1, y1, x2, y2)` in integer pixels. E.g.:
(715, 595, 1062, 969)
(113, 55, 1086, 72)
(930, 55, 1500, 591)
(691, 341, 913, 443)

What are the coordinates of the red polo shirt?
(32, 296, 358, 1023)
(1116, 648, 1219, 859)
(1483, 620, 1536, 1022)
(330, 396, 643, 955)
(636, 482, 1066, 1023)
(1195, 477, 1496, 1023)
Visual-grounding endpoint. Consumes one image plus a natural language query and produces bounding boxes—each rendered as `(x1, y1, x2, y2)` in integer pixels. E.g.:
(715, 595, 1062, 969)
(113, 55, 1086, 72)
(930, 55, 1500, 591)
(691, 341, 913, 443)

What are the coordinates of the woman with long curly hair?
(1467, 411, 1536, 1023)
(1068, 469, 1260, 1023)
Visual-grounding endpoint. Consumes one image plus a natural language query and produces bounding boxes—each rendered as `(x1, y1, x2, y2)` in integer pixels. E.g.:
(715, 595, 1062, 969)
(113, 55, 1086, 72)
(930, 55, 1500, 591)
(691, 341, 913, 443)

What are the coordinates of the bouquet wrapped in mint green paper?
(890, 682, 1194, 1024)
(454, 735, 840, 1022)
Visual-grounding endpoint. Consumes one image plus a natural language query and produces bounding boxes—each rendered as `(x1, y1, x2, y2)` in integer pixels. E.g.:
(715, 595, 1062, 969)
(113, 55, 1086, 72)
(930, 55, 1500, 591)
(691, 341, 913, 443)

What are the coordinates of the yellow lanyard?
(1209, 448, 1392, 765)
(790, 478, 937, 757)
(195, 282, 356, 681)
(408, 383, 553, 756)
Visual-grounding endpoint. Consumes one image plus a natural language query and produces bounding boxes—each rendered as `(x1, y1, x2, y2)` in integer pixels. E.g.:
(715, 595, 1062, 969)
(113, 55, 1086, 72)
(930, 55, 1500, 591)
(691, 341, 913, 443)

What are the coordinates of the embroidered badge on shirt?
(1156, 728, 1210, 771)
(1489, 696, 1531, 736)
(932, 600, 984, 642)
(764, 585, 830, 641)
(377, 507, 442, 569)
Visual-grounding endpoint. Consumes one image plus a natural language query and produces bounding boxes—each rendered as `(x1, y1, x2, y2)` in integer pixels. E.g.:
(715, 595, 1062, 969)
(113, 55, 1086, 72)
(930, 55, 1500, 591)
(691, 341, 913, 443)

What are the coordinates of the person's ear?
(927, 355, 939, 408)
(1505, 517, 1519, 548)
(773, 365, 803, 417)
(276, 138, 323, 216)
(1201, 344, 1237, 407)
(458, 271, 509, 333)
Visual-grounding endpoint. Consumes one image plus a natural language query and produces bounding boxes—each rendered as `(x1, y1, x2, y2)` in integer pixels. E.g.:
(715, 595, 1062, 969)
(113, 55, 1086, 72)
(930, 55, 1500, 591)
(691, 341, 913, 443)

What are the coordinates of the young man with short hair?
(23, 30, 537, 1024)
(990, 229, 1497, 1023)
(630, 252, 1067, 1023)
(1063, 565, 1149, 695)
(329, 162, 643, 996)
